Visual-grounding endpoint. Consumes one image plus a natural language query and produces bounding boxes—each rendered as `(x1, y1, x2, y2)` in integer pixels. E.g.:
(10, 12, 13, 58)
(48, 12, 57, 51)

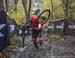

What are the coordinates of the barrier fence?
(47, 19, 75, 36)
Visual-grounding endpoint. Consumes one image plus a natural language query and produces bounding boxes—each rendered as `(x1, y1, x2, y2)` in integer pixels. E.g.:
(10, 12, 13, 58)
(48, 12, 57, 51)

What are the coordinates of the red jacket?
(31, 15, 41, 31)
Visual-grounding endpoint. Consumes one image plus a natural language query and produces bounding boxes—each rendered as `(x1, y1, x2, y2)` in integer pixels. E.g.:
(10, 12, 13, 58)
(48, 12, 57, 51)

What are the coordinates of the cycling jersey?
(31, 15, 41, 31)
(31, 15, 42, 38)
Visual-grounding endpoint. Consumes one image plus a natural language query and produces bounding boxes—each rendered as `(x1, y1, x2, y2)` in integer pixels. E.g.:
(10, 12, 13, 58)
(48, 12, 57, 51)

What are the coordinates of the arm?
(34, 20, 42, 31)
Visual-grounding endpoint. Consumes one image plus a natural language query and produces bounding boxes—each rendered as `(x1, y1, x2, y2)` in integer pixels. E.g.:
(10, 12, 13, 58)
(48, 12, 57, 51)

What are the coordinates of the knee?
(32, 39, 36, 43)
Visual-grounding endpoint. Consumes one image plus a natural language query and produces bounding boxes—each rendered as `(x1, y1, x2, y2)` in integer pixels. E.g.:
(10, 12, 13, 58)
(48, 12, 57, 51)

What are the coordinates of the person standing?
(31, 15, 42, 49)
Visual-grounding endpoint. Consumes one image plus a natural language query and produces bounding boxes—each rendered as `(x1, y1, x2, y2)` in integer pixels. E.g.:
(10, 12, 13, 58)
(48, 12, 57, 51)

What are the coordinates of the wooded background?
(0, 0, 75, 25)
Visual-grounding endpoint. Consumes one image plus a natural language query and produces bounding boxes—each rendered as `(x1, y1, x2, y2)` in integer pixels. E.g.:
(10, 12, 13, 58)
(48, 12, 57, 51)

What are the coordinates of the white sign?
(0, 24, 6, 37)
(56, 22, 64, 29)
(68, 25, 75, 29)
(48, 24, 54, 29)
(10, 25, 15, 32)
(56, 25, 64, 29)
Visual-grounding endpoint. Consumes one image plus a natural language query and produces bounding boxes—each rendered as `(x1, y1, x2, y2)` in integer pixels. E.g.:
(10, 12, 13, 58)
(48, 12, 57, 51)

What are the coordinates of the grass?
(45, 33, 64, 40)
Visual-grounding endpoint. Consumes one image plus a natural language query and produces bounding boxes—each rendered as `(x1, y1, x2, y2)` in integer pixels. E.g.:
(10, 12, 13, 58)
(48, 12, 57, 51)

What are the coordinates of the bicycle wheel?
(39, 9, 50, 25)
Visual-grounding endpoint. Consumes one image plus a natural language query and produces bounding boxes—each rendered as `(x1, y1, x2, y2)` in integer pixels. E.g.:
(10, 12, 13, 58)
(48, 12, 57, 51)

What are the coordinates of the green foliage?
(7, 0, 26, 25)
(6, 0, 75, 25)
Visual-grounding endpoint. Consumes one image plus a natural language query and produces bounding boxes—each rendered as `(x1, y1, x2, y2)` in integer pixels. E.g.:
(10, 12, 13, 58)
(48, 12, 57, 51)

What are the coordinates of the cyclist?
(31, 14, 42, 49)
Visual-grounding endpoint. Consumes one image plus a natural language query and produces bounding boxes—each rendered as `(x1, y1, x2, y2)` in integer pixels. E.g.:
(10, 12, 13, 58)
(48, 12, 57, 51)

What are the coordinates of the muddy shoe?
(32, 46, 39, 51)
(32, 44, 39, 50)
(35, 45, 39, 49)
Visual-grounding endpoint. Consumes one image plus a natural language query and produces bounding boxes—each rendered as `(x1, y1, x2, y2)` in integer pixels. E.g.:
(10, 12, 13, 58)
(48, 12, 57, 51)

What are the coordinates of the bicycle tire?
(39, 9, 50, 25)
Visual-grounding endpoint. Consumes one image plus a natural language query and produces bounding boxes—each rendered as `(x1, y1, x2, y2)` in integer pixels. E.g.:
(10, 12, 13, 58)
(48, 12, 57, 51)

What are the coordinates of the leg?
(32, 38, 39, 49)
(37, 31, 43, 46)
(32, 29, 39, 49)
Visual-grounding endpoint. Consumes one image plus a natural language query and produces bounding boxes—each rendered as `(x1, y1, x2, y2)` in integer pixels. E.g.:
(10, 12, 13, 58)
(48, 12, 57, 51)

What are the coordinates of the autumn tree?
(22, 0, 32, 22)
(14, 0, 18, 11)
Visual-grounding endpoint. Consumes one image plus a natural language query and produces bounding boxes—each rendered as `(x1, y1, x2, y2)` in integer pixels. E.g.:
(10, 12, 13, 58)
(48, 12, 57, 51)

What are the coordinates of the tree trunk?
(51, 0, 54, 20)
(5, 0, 8, 11)
(28, 0, 32, 21)
(61, 0, 69, 18)
(0, 0, 4, 11)
(65, 0, 68, 18)
(22, 0, 32, 22)
(14, 0, 18, 11)
(22, 0, 28, 21)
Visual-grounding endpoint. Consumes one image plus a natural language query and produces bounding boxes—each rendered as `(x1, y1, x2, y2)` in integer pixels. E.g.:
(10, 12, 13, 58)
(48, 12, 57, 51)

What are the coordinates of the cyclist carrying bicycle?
(31, 14, 42, 49)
